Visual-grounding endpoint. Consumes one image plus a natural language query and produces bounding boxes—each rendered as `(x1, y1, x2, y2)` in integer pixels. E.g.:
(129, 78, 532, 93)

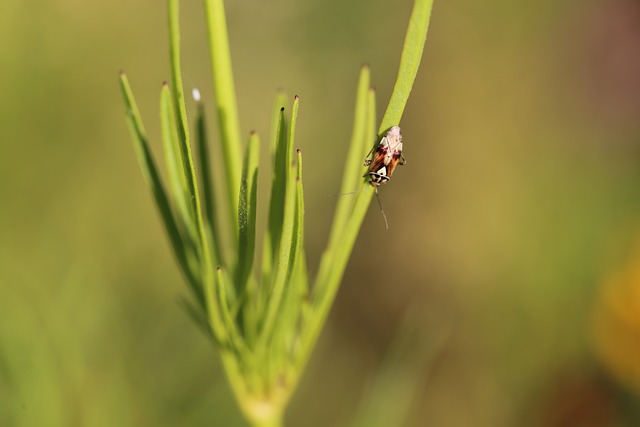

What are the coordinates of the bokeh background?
(3, 0, 640, 425)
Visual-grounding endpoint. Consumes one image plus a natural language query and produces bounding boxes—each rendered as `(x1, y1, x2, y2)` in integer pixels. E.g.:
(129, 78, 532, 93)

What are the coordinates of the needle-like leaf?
(237, 132, 260, 293)
(119, 72, 203, 306)
(195, 97, 222, 265)
(203, 0, 243, 235)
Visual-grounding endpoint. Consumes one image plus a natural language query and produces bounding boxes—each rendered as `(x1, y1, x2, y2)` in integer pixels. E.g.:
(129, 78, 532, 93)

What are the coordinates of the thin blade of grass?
(258, 98, 300, 349)
(168, 0, 194, 185)
(261, 93, 288, 287)
(195, 97, 222, 265)
(379, 0, 434, 132)
(269, 92, 288, 156)
(285, 97, 299, 189)
(271, 149, 306, 379)
(324, 65, 371, 255)
(264, 107, 288, 283)
(119, 72, 204, 307)
(237, 132, 260, 293)
(292, 148, 308, 298)
(160, 83, 200, 256)
(203, 0, 243, 236)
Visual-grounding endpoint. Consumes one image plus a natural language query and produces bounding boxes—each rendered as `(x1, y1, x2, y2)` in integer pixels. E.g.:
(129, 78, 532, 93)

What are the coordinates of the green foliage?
(119, 0, 434, 425)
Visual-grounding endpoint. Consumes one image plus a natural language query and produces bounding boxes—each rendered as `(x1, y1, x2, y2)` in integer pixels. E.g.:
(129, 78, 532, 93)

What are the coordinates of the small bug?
(364, 126, 406, 187)
(336, 126, 406, 229)
(363, 126, 406, 228)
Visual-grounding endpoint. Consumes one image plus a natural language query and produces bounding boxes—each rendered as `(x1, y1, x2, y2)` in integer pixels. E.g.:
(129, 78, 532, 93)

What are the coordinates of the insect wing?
(367, 139, 390, 185)
(385, 151, 402, 178)
(365, 127, 404, 187)
(383, 127, 403, 176)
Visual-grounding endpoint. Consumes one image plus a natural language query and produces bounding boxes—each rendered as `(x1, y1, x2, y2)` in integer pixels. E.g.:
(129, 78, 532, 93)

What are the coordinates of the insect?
(336, 126, 406, 228)
(364, 126, 406, 187)
(363, 126, 406, 229)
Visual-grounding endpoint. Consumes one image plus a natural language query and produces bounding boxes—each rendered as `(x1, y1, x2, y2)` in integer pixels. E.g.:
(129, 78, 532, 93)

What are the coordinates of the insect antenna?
(334, 185, 368, 197)
(374, 188, 389, 229)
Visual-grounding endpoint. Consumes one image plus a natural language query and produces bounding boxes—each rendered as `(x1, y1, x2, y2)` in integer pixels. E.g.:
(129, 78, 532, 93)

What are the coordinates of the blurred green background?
(3, 0, 640, 425)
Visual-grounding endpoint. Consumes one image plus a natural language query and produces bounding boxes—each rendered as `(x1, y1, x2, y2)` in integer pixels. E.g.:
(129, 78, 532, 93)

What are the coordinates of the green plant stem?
(248, 412, 283, 427)
(294, 0, 435, 390)
(203, 0, 243, 236)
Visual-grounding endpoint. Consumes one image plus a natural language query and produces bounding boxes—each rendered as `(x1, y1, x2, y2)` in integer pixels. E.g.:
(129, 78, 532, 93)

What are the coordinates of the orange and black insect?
(363, 126, 406, 228)
(364, 126, 406, 187)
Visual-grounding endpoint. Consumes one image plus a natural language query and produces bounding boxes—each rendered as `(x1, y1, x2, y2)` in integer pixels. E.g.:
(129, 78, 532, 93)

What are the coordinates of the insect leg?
(374, 187, 389, 230)
(364, 137, 385, 166)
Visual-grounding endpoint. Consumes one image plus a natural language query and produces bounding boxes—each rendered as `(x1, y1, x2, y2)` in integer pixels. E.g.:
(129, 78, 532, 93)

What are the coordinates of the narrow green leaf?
(325, 66, 371, 253)
(168, 0, 192, 165)
(271, 149, 306, 373)
(167, 2, 203, 242)
(237, 132, 260, 292)
(292, 149, 308, 297)
(262, 94, 288, 286)
(264, 107, 288, 282)
(203, 0, 243, 235)
(285, 97, 299, 187)
(160, 83, 199, 248)
(269, 92, 288, 156)
(379, 0, 434, 132)
(342, 66, 372, 195)
(119, 72, 204, 307)
(195, 97, 222, 265)
(259, 99, 300, 348)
